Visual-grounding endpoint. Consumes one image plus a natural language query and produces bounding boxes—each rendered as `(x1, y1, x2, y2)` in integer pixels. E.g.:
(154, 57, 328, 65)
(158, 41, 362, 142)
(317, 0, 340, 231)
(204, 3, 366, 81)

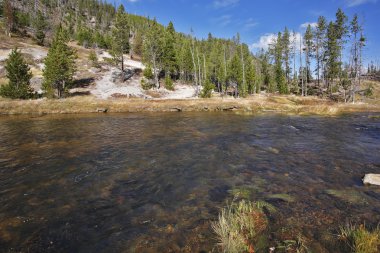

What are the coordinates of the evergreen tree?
(200, 80, 215, 98)
(246, 58, 256, 94)
(259, 50, 273, 93)
(111, 5, 130, 73)
(326, 22, 340, 93)
(3, 0, 13, 37)
(163, 21, 178, 77)
(43, 26, 77, 98)
(228, 53, 242, 96)
(89, 50, 99, 68)
(304, 24, 314, 93)
(315, 16, 327, 89)
(282, 27, 291, 87)
(272, 32, 287, 94)
(143, 19, 163, 88)
(335, 8, 348, 79)
(132, 30, 143, 57)
(0, 48, 33, 99)
(34, 11, 47, 46)
(350, 14, 360, 103)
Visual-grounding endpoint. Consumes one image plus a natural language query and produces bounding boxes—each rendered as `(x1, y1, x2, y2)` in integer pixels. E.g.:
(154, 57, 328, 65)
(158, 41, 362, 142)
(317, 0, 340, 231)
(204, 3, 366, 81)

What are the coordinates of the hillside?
(0, 0, 379, 115)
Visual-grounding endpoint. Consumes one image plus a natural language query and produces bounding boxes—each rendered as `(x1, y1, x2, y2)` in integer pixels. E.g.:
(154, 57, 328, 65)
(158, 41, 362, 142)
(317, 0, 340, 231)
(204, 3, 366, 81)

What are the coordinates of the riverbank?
(0, 95, 379, 116)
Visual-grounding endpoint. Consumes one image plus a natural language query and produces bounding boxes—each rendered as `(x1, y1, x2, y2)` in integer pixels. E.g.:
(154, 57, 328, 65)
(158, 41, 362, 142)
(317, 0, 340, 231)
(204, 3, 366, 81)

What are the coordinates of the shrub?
(143, 66, 154, 80)
(200, 80, 215, 98)
(88, 50, 99, 68)
(212, 200, 275, 253)
(338, 224, 380, 253)
(165, 75, 174, 91)
(364, 84, 374, 97)
(141, 79, 154, 90)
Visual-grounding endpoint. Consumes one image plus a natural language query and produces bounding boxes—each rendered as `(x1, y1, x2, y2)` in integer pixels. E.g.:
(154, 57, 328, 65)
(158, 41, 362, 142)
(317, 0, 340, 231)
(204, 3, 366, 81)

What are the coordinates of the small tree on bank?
(43, 26, 76, 98)
(111, 5, 130, 73)
(0, 48, 33, 99)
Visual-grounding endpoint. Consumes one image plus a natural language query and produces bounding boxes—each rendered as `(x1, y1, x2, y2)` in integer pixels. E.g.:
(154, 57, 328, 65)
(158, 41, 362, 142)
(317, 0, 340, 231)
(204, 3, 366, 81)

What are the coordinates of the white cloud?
(213, 0, 240, 8)
(250, 32, 302, 52)
(347, 0, 377, 7)
(300, 22, 318, 29)
(250, 33, 277, 51)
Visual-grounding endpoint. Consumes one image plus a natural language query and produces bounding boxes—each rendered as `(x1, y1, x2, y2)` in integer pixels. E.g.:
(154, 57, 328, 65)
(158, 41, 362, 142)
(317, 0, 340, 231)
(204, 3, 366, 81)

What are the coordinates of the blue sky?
(117, 0, 380, 66)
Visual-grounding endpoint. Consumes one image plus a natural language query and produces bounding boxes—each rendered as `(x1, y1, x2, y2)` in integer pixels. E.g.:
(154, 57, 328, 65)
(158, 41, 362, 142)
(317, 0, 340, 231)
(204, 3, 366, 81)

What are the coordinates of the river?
(0, 113, 379, 252)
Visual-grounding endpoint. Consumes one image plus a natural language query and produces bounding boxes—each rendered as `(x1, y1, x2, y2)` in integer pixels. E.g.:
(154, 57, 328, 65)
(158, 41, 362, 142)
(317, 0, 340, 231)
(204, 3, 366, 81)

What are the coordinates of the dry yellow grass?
(0, 95, 378, 115)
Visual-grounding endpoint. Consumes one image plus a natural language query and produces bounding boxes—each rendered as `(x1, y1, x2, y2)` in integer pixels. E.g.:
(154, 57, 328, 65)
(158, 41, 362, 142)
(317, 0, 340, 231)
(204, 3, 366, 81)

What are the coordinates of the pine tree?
(163, 21, 178, 77)
(259, 50, 273, 93)
(272, 32, 287, 94)
(326, 21, 340, 93)
(228, 53, 242, 97)
(43, 26, 77, 98)
(111, 5, 130, 73)
(335, 8, 348, 80)
(89, 50, 99, 68)
(246, 58, 256, 94)
(3, 0, 13, 37)
(132, 30, 143, 57)
(0, 48, 33, 99)
(34, 11, 47, 46)
(315, 16, 327, 89)
(350, 14, 360, 103)
(200, 80, 215, 98)
(303, 24, 314, 95)
(143, 19, 162, 88)
(282, 27, 291, 88)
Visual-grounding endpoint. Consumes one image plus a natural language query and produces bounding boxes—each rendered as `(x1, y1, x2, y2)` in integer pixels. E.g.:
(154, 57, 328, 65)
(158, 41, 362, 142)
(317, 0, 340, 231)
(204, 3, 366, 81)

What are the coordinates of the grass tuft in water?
(267, 193, 296, 203)
(275, 234, 309, 253)
(338, 224, 380, 253)
(212, 200, 275, 253)
(326, 189, 368, 205)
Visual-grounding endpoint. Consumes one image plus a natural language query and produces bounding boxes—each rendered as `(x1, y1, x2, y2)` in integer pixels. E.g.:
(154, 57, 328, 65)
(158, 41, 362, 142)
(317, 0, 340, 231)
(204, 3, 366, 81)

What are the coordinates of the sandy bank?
(0, 95, 379, 116)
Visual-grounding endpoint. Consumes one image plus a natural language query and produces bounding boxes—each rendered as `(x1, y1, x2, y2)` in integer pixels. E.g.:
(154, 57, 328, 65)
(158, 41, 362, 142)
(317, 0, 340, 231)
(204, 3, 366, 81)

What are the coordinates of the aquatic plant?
(212, 200, 274, 253)
(326, 189, 368, 205)
(338, 224, 380, 253)
(267, 193, 296, 203)
(275, 234, 309, 253)
(230, 186, 256, 200)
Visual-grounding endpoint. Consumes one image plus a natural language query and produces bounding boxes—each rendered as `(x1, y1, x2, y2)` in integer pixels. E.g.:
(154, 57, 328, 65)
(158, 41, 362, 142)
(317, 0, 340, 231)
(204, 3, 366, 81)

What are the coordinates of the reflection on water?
(0, 113, 379, 252)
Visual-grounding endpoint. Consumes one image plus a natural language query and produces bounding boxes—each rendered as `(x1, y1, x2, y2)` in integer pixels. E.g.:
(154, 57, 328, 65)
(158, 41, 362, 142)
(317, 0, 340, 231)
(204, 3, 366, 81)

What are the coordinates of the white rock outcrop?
(363, 174, 380, 186)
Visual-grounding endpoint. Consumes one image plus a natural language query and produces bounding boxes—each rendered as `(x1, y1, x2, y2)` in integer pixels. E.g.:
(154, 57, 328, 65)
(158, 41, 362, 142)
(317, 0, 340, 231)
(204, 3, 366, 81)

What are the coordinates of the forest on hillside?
(0, 0, 378, 100)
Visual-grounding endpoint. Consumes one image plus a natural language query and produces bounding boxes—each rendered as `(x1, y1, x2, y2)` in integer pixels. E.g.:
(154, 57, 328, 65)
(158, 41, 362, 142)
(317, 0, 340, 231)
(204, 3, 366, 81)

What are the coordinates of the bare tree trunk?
(293, 33, 296, 92)
(153, 55, 159, 89)
(203, 54, 207, 82)
(316, 38, 320, 91)
(223, 46, 227, 95)
(197, 48, 202, 87)
(300, 36, 304, 96)
(190, 43, 198, 94)
(121, 54, 124, 72)
(241, 44, 246, 97)
(304, 39, 309, 97)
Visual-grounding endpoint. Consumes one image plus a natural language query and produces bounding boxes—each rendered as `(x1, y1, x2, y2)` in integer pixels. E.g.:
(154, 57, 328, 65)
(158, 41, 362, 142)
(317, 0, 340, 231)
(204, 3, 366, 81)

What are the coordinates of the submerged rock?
(363, 174, 380, 186)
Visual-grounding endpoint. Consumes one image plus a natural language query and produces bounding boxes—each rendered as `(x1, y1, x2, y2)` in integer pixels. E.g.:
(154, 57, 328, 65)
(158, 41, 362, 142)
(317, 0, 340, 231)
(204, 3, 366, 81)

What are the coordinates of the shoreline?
(0, 95, 379, 116)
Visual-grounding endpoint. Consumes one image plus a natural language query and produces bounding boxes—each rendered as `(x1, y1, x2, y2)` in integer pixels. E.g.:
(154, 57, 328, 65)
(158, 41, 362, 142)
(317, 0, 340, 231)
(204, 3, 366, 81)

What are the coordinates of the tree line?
(267, 9, 366, 102)
(0, 1, 370, 101)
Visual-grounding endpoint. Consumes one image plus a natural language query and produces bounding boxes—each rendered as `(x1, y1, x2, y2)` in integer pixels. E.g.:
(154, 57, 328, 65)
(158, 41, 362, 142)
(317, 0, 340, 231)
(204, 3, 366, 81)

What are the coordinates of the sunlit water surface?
(0, 112, 379, 252)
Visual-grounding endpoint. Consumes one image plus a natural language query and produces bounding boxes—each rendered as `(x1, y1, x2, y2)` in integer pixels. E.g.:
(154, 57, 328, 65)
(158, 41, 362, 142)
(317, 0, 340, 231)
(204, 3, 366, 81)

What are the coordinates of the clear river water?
(0, 112, 379, 252)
